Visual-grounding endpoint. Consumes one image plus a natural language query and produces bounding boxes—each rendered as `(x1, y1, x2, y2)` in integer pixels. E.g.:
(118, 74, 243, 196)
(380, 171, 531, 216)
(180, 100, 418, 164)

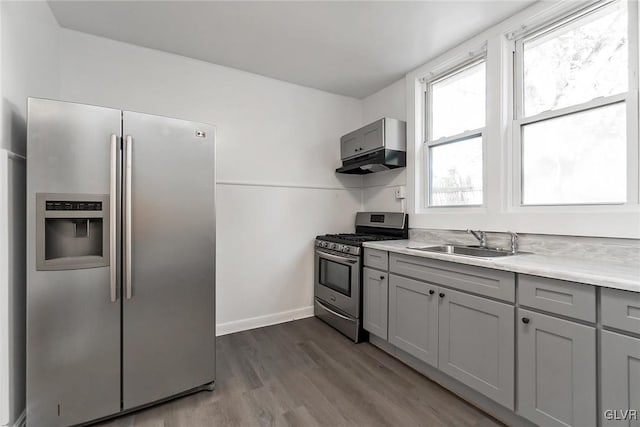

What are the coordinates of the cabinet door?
(360, 119, 385, 154)
(517, 309, 596, 427)
(438, 288, 514, 409)
(340, 130, 363, 160)
(388, 275, 438, 367)
(601, 330, 640, 427)
(363, 267, 388, 340)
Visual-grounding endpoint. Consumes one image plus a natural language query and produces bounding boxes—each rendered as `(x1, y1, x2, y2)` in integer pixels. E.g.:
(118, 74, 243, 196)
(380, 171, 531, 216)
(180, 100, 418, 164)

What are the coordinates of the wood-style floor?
(96, 317, 503, 427)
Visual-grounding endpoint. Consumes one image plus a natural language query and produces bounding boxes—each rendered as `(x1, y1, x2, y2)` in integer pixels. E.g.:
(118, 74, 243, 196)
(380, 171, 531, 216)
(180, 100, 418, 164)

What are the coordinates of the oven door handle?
(316, 250, 358, 264)
(316, 299, 353, 322)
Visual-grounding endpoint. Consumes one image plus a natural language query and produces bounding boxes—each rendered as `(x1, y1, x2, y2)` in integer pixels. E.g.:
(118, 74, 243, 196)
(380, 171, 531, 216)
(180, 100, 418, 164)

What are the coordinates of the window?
(410, 0, 638, 236)
(426, 59, 486, 206)
(515, 0, 630, 205)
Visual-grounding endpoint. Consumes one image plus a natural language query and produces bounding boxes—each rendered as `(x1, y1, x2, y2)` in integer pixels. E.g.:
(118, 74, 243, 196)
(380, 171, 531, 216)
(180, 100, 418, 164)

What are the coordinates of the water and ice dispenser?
(36, 193, 110, 270)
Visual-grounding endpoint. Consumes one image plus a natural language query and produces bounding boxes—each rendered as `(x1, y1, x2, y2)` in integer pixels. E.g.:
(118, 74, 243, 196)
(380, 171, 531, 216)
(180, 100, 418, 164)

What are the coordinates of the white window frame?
(423, 56, 487, 208)
(511, 0, 640, 209)
(405, 0, 640, 237)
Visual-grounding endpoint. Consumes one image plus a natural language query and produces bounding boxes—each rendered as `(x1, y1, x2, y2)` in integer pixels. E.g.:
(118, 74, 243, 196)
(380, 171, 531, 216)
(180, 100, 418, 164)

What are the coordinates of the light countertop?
(363, 239, 640, 293)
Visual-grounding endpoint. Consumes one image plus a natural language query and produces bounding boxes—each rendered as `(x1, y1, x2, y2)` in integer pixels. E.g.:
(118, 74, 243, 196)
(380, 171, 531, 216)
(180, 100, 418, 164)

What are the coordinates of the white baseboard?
(11, 410, 25, 427)
(216, 306, 314, 336)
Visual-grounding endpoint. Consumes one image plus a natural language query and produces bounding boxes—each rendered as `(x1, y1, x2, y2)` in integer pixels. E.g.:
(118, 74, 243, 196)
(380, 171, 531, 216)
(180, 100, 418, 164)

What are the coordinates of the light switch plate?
(394, 186, 406, 199)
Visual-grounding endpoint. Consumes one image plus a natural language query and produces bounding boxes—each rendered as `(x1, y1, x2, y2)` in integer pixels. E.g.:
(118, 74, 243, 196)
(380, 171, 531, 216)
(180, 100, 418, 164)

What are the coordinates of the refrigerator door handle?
(109, 134, 117, 303)
(125, 135, 133, 300)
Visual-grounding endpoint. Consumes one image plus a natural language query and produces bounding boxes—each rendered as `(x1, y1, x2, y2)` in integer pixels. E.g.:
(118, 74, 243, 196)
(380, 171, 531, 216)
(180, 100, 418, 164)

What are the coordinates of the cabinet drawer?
(389, 253, 515, 302)
(602, 288, 640, 335)
(518, 275, 595, 322)
(364, 248, 388, 271)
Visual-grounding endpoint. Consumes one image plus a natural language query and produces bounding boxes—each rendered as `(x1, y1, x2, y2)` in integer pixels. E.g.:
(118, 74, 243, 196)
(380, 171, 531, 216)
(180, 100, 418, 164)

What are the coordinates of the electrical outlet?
(394, 186, 406, 199)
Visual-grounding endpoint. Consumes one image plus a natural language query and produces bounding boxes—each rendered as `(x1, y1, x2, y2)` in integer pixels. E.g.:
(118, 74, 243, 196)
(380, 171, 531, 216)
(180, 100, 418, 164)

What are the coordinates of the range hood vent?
(336, 117, 406, 175)
(335, 149, 406, 175)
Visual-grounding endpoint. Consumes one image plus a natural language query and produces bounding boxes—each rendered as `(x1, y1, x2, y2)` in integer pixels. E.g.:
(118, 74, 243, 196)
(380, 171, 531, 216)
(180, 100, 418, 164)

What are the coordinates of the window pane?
(523, 1, 628, 117)
(522, 103, 626, 205)
(430, 136, 483, 206)
(431, 61, 485, 140)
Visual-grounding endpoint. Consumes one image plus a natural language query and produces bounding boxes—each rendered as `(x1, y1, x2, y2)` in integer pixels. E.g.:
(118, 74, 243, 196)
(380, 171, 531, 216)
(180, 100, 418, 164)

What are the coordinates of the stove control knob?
(329, 243, 336, 250)
(343, 246, 350, 253)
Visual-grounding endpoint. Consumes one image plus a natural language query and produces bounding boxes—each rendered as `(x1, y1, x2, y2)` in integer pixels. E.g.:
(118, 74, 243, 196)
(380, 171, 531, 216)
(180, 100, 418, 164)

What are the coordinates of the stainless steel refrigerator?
(26, 98, 216, 426)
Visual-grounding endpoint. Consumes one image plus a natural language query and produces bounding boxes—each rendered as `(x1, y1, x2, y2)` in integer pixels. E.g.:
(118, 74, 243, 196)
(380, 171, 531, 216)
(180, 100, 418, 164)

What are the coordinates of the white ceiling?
(47, 1, 535, 99)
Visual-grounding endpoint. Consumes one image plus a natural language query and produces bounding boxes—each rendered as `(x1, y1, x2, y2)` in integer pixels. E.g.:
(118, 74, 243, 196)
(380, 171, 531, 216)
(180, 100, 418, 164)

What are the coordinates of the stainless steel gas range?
(314, 212, 408, 342)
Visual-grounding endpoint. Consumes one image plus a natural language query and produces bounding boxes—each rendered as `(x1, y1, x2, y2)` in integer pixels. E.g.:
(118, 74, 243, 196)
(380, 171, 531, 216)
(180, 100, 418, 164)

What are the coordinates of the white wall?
(58, 29, 364, 334)
(361, 78, 408, 213)
(1, 1, 60, 155)
(0, 2, 59, 425)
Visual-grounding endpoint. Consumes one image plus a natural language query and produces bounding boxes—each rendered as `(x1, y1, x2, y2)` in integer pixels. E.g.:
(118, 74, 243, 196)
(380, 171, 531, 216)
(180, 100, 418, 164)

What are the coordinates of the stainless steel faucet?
(466, 229, 487, 247)
(508, 231, 519, 254)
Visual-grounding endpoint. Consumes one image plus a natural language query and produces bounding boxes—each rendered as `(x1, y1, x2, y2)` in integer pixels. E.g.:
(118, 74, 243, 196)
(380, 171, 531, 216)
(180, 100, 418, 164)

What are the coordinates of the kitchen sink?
(409, 244, 519, 258)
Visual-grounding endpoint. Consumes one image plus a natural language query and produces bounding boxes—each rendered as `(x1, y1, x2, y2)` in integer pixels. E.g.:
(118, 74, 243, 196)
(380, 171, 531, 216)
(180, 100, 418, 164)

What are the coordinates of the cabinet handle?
(379, 275, 385, 280)
(439, 292, 445, 298)
(429, 289, 435, 295)
(522, 317, 530, 324)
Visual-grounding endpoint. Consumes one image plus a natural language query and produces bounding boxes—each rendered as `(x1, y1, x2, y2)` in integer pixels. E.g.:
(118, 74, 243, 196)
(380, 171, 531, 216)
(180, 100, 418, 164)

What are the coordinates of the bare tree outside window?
(518, 0, 628, 205)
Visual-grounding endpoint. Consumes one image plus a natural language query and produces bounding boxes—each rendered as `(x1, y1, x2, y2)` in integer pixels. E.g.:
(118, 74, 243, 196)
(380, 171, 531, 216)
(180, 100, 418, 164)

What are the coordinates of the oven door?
(314, 249, 360, 318)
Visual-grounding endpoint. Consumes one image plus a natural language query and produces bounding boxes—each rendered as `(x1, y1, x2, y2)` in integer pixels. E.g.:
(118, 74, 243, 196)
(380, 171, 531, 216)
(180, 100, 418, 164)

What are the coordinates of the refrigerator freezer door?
(26, 98, 122, 426)
(122, 111, 215, 410)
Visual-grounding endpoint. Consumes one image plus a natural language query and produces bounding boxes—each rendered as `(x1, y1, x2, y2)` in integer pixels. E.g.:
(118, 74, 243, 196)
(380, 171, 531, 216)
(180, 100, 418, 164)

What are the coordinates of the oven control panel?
(315, 240, 361, 256)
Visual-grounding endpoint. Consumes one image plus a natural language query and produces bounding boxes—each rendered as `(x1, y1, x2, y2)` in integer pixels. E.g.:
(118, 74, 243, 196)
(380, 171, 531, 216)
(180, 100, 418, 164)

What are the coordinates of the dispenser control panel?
(46, 201, 103, 211)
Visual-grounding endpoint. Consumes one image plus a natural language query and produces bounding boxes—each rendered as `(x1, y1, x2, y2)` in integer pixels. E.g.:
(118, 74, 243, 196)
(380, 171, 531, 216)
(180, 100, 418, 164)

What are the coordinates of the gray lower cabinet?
(363, 267, 388, 340)
(601, 330, 640, 427)
(517, 308, 596, 427)
(438, 288, 515, 409)
(388, 274, 438, 367)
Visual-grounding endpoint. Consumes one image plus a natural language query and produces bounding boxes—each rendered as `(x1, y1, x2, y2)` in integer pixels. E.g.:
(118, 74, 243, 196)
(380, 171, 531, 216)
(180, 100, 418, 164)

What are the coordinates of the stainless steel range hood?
(336, 118, 406, 175)
(336, 148, 406, 174)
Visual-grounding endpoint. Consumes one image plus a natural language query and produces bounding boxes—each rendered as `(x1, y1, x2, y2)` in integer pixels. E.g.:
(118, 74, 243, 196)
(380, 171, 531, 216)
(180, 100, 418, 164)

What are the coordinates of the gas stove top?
(314, 212, 408, 256)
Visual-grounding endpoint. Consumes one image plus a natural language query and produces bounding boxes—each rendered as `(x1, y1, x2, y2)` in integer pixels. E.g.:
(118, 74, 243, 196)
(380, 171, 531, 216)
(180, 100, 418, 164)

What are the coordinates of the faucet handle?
(467, 228, 487, 247)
